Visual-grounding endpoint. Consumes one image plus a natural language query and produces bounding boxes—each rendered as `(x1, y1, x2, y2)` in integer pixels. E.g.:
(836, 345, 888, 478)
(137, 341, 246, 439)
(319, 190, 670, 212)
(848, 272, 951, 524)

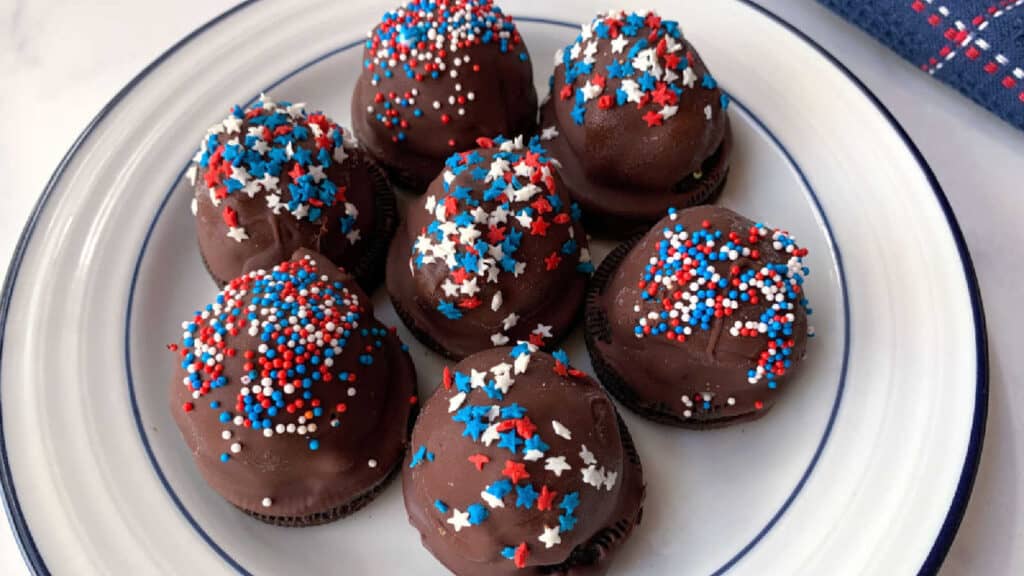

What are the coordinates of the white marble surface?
(0, 0, 1020, 574)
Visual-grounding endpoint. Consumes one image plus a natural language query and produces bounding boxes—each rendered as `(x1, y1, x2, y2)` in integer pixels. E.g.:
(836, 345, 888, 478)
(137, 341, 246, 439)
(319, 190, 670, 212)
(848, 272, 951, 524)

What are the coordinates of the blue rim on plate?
(0, 1, 988, 575)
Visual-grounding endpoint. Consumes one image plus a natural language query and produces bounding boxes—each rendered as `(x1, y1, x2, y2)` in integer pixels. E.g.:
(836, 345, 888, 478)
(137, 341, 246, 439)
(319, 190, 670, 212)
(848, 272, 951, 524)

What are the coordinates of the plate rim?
(0, 1, 988, 575)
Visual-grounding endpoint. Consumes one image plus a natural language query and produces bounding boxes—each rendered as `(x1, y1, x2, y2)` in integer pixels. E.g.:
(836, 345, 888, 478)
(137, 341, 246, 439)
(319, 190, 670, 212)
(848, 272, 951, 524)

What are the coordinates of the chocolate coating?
(169, 249, 417, 523)
(386, 136, 592, 359)
(192, 95, 396, 291)
(538, 10, 731, 237)
(351, 0, 538, 192)
(403, 347, 644, 575)
(585, 206, 811, 427)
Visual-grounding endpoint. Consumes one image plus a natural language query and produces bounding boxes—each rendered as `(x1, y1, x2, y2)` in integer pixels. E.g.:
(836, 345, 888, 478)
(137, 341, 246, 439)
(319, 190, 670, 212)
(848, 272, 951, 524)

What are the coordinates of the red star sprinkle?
(514, 543, 529, 569)
(515, 417, 537, 439)
(468, 453, 490, 471)
(222, 206, 239, 228)
(536, 485, 558, 511)
(442, 366, 453, 391)
(530, 217, 551, 236)
(544, 253, 562, 271)
(502, 460, 530, 483)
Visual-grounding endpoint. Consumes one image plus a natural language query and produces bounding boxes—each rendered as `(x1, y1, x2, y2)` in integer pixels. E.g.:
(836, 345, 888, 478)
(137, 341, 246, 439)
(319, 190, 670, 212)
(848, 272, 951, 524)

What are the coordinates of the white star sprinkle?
(524, 449, 544, 462)
(258, 174, 279, 191)
(502, 313, 520, 331)
(532, 324, 553, 338)
(704, 105, 713, 121)
(266, 193, 283, 214)
(481, 423, 501, 446)
(486, 158, 510, 182)
(581, 465, 605, 488)
(539, 525, 562, 549)
(610, 34, 630, 54)
(513, 353, 531, 375)
(448, 392, 466, 413)
(491, 291, 503, 312)
(292, 204, 309, 220)
(222, 115, 243, 134)
(491, 333, 510, 346)
(552, 420, 572, 440)
(545, 456, 571, 477)
(481, 490, 505, 508)
(579, 445, 597, 466)
(682, 67, 698, 88)
(226, 226, 249, 242)
(441, 279, 459, 298)
(581, 81, 602, 101)
(540, 126, 560, 141)
(660, 105, 679, 120)
(307, 164, 326, 182)
(446, 509, 471, 532)
(346, 229, 361, 244)
(470, 369, 487, 389)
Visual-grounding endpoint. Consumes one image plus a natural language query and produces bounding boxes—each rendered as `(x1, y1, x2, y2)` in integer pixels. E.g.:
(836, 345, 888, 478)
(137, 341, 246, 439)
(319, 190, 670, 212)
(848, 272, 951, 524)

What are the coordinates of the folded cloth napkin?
(820, 0, 1024, 130)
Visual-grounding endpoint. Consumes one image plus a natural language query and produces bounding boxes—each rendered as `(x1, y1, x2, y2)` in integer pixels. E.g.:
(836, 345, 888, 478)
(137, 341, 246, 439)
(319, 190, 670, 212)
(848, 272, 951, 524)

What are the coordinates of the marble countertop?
(0, 1, 1020, 574)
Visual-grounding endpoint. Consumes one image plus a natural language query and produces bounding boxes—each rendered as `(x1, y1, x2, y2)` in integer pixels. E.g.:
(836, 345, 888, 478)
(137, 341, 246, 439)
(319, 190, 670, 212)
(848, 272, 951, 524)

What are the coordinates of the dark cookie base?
(354, 160, 400, 292)
(237, 458, 401, 527)
(584, 237, 766, 429)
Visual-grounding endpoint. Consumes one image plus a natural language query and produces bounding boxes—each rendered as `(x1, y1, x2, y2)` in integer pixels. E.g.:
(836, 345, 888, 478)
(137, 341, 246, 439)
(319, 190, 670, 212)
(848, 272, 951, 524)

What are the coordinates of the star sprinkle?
(412, 137, 588, 343)
(191, 95, 359, 244)
(554, 10, 724, 129)
(545, 456, 571, 477)
(361, 0, 529, 147)
(447, 508, 471, 532)
(538, 525, 562, 549)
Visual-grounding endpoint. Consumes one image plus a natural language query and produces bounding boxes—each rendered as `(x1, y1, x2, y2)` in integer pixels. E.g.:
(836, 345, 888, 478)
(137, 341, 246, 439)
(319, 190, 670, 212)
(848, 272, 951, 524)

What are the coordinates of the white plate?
(0, 0, 986, 574)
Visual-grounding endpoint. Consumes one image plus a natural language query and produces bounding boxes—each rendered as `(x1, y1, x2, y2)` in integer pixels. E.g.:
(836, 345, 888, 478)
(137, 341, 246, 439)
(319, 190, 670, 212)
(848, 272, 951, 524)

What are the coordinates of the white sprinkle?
(261, 497, 273, 508)
(552, 420, 572, 440)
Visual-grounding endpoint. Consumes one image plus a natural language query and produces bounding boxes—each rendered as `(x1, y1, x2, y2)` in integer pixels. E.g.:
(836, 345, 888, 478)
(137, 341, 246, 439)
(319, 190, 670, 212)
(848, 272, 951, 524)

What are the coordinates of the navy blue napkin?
(820, 0, 1024, 130)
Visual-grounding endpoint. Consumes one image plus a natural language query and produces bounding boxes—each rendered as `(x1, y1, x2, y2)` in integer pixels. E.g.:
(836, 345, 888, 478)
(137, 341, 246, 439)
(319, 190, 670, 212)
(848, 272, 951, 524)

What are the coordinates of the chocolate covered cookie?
(168, 249, 417, 525)
(585, 206, 812, 427)
(386, 135, 593, 359)
(539, 10, 731, 237)
(351, 0, 538, 192)
(190, 94, 396, 291)
(403, 345, 644, 575)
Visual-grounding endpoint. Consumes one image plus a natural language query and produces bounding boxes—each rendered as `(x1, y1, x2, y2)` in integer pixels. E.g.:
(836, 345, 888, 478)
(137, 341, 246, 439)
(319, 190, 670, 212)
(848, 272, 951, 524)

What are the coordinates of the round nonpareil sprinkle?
(634, 208, 811, 396)
(171, 255, 387, 460)
(362, 0, 529, 143)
